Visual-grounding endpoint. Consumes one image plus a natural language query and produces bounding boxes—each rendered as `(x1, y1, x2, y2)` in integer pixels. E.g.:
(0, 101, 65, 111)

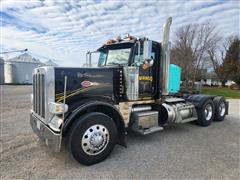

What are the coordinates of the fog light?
(49, 102, 68, 114)
(48, 116, 63, 132)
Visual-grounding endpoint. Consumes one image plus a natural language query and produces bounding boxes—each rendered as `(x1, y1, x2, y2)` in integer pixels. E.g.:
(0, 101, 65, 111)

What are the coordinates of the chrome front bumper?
(30, 113, 61, 152)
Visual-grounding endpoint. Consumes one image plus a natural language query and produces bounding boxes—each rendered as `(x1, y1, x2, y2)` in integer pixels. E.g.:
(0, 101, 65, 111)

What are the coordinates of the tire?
(213, 97, 227, 121)
(67, 112, 118, 165)
(196, 99, 215, 126)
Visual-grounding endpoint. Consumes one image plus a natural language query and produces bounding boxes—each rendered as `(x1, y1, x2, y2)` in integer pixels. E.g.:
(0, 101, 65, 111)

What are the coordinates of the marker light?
(48, 102, 68, 114)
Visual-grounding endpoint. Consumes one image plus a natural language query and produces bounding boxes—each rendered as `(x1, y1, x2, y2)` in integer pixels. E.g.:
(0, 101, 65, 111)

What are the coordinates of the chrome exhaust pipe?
(160, 17, 172, 96)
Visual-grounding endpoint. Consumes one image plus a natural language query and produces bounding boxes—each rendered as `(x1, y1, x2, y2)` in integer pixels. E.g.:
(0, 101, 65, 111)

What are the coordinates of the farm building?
(0, 57, 4, 84)
(45, 59, 58, 66)
(3, 53, 45, 84)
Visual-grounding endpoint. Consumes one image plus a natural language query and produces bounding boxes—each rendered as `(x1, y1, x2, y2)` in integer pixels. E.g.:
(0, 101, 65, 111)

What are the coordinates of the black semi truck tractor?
(30, 17, 228, 165)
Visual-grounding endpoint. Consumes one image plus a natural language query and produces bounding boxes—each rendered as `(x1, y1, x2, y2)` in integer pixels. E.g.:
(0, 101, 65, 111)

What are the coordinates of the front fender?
(63, 101, 127, 147)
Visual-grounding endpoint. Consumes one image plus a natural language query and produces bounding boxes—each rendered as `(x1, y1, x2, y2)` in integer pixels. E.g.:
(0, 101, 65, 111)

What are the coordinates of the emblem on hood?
(81, 81, 99, 87)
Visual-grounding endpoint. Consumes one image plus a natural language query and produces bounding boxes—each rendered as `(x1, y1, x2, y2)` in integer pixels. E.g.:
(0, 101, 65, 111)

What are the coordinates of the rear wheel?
(213, 97, 227, 121)
(196, 99, 215, 126)
(67, 112, 118, 165)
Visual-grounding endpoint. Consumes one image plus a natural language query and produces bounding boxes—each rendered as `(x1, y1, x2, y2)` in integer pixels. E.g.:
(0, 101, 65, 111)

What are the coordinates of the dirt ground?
(1, 85, 240, 179)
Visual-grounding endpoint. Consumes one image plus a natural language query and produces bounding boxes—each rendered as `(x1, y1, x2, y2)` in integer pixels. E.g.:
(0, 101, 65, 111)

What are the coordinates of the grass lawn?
(202, 87, 240, 99)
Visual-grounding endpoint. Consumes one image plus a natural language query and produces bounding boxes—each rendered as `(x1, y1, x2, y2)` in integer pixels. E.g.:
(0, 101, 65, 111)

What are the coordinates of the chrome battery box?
(132, 111, 159, 129)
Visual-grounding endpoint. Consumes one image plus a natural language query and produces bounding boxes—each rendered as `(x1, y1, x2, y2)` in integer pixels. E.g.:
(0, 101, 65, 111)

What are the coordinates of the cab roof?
(97, 34, 159, 51)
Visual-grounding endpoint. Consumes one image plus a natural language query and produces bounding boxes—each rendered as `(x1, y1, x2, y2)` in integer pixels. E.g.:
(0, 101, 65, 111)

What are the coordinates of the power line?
(1, 48, 60, 64)
(0, 49, 28, 54)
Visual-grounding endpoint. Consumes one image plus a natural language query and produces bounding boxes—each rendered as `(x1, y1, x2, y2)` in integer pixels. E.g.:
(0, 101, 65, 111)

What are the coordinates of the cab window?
(106, 48, 131, 66)
(98, 44, 133, 67)
(133, 44, 156, 66)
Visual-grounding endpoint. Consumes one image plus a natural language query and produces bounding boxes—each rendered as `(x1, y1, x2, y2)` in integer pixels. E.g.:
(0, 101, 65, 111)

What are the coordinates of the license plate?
(36, 120, 41, 130)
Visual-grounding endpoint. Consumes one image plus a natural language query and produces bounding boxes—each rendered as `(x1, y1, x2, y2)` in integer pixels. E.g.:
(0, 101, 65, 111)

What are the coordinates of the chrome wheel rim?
(219, 102, 226, 116)
(204, 104, 213, 121)
(81, 124, 109, 156)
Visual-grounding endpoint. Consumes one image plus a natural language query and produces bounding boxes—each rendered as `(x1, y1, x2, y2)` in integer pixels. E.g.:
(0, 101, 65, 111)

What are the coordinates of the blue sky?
(1, 0, 239, 66)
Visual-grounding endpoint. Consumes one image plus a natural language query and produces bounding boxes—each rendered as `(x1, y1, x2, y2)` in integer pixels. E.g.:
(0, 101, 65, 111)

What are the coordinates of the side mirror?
(142, 40, 154, 69)
(143, 40, 153, 61)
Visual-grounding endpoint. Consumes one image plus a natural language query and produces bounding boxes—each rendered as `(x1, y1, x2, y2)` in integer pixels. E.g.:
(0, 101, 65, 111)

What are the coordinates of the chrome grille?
(33, 73, 45, 118)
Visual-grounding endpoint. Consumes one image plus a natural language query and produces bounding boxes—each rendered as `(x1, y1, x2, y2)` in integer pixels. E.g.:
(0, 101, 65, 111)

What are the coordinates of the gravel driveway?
(1, 85, 239, 179)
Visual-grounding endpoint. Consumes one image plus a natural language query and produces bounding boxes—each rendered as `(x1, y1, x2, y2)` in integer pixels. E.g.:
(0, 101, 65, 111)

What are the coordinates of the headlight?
(48, 102, 68, 114)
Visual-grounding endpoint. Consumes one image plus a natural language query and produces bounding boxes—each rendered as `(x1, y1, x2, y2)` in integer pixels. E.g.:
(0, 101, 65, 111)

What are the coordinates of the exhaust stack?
(160, 17, 172, 96)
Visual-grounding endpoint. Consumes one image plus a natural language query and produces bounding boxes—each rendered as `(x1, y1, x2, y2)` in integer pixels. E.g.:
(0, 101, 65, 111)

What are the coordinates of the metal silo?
(4, 61, 14, 84)
(0, 58, 4, 84)
(44, 60, 58, 66)
(4, 53, 44, 84)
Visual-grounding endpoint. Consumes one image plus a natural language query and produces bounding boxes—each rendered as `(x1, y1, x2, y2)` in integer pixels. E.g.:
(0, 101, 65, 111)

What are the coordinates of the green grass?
(202, 87, 240, 99)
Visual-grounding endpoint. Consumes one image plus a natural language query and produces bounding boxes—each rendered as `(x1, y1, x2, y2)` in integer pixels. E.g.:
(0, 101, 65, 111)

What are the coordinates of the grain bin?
(0, 58, 4, 84)
(4, 53, 44, 84)
(4, 61, 14, 84)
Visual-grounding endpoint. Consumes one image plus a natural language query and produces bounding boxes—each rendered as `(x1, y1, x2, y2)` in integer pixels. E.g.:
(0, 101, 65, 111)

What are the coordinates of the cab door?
(132, 42, 158, 99)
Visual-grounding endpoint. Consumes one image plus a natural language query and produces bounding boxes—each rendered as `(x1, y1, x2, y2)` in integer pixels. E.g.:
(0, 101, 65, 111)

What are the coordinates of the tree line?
(170, 23, 240, 87)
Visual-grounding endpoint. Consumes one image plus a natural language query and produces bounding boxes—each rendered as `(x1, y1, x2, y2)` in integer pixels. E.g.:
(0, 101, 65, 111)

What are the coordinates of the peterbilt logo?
(81, 81, 99, 87)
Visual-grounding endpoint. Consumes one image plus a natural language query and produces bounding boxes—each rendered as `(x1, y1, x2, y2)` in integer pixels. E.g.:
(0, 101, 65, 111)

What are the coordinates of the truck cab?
(30, 17, 228, 165)
(96, 38, 161, 100)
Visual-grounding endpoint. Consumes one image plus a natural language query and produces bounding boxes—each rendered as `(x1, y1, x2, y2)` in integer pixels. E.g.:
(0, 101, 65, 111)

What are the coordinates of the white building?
(4, 53, 44, 84)
(203, 79, 235, 86)
(44, 59, 58, 66)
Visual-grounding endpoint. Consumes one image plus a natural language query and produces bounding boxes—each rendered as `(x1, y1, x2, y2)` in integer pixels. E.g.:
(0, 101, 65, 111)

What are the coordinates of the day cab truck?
(30, 17, 228, 165)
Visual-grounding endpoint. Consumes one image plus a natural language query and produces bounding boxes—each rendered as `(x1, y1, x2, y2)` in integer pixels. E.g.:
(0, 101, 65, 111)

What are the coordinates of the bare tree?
(206, 33, 224, 85)
(171, 23, 219, 88)
(171, 24, 196, 83)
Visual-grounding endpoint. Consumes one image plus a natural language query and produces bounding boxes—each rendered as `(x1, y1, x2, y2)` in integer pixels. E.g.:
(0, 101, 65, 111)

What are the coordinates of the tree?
(223, 37, 240, 85)
(206, 36, 239, 86)
(206, 35, 227, 86)
(207, 36, 240, 86)
(171, 23, 219, 88)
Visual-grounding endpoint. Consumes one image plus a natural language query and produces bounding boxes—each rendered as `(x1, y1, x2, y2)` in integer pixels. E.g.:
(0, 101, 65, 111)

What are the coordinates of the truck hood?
(54, 67, 122, 104)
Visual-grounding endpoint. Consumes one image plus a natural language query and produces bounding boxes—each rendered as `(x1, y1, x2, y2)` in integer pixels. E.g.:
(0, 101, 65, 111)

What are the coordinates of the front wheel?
(67, 112, 118, 165)
(196, 99, 215, 126)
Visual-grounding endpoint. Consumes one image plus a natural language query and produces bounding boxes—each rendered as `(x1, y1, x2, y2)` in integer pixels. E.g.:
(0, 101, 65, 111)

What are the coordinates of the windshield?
(98, 48, 131, 66)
